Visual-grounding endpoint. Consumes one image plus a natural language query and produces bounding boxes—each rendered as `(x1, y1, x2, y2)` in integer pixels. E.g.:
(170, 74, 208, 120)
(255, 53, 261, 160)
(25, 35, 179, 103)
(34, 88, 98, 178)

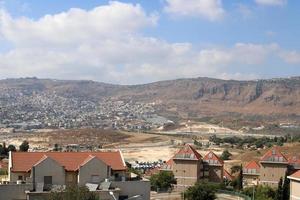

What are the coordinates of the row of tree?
(0, 140, 30, 157)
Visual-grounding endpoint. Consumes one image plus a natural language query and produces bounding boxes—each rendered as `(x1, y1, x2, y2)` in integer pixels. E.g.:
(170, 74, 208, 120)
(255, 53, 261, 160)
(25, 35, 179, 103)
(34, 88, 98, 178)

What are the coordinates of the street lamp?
(109, 191, 117, 200)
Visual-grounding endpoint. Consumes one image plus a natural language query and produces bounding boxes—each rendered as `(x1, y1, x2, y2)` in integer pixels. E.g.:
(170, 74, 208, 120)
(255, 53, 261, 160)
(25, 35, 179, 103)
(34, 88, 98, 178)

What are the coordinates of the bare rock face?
(0, 77, 299, 120)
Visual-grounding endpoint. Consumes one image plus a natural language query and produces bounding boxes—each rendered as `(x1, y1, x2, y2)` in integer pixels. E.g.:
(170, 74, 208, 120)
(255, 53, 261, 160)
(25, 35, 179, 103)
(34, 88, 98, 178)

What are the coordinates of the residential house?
(203, 151, 224, 183)
(288, 170, 300, 200)
(259, 147, 289, 187)
(243, 147, 297, 188)
(243, 161, 260, 186)
(3, 151, 150, 200)
(160, 144, 224, 191)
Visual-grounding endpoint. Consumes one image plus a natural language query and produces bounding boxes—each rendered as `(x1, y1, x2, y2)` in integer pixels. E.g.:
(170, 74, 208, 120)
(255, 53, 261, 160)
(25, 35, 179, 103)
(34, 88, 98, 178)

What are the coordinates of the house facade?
(243, 147, 300, 188)
(288, 170, 300, 200)
(160, 144, 224, 191)
(3, 151, 150, 200)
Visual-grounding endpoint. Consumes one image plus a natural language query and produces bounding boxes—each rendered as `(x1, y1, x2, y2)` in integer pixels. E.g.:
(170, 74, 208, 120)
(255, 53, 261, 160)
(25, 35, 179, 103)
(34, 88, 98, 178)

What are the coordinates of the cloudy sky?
(0, 0, 299, 84)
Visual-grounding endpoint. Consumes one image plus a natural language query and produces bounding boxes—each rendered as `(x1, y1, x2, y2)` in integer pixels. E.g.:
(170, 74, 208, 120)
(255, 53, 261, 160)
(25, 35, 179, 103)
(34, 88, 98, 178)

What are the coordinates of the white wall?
(78, 157, 109, 186)
(33, 157, 65, 186)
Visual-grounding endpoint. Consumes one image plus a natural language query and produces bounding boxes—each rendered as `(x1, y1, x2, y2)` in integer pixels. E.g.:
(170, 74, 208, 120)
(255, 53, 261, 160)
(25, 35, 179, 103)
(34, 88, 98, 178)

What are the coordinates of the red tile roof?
(260, 147, 288, 163)
(288, 155, 300, 165)
(203, 151, 224, 165)
(288, 170, 300, 180)
(223, 169, 233, 181)
(244, 161, 260, 170)
(173, 144, 202, 160)
(11, 151, 126, 172)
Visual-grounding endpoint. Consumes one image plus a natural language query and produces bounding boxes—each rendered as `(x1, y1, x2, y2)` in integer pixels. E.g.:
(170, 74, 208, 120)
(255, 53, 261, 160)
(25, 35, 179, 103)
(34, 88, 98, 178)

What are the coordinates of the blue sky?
(0, 0, 299, 84)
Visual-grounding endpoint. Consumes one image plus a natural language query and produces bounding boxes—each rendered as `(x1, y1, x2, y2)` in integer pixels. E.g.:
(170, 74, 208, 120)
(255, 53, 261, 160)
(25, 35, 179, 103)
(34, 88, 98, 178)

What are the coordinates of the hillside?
(0, 77, 300, 124)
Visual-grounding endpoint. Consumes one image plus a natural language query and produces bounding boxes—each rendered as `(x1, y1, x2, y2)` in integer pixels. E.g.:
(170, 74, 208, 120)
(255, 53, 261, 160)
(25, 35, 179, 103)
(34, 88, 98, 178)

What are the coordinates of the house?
(259, 147, 289, 187)
(243, 147, 296, 188)
(160, 144, 224, 191)
(203, 151, 224, 183)
(171, 144, 203, 191)
(287, 170, 300, 200)
(243, 161, 260, 186)
(3, 151, 150, 200)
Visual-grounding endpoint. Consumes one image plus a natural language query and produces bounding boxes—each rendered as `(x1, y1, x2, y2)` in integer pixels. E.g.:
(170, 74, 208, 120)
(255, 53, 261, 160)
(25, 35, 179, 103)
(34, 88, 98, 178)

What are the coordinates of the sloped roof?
(173, 144, 202, 160)
(11, 151, 126, 172)
(260, 147, 288, 163)
(160, 159, 174, 171)
(223, 169, 233, 181)
(244, 161, 260, 170)
(288, 170, 300, 181)
(203, 151, 224, 165)
(288, 156, 300, 165)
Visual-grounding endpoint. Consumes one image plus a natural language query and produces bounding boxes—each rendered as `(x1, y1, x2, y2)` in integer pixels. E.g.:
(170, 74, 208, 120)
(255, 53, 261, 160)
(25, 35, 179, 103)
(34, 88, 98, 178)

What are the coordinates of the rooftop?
(260, 147, 288, 164)
(173, 144, 202, 161)
(203, 151, 224, 166)
(11, 151, 126, 172)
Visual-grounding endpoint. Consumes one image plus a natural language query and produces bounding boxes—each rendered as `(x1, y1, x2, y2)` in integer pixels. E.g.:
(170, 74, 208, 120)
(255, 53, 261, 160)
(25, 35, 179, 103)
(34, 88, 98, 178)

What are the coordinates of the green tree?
(230, 165, 242, 174)
(7, 144, 16, 152)
(184, 182, 217, 200)
(243, 186, 276, 200)
(276, 177, 283, 200)
(220, 150, 232, 160)
(150, 171, 176, 191)
(282, 172, 290, 200)
(19, 140, 29, 152)
(235, 164, 243, 191)
(49, 186, 99, 200)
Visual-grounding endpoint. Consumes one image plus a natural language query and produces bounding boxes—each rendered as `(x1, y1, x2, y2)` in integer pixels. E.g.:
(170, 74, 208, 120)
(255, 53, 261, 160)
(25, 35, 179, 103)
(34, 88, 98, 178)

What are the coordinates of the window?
(18, 176, 23, 180)
(44, 176, 52, 191)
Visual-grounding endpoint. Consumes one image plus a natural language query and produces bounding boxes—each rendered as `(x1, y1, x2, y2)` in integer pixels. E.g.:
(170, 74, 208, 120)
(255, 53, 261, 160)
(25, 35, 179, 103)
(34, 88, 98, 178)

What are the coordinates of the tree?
(282, 172, 290, 200)
(49, 186, 99, 200)
(53, 144, 59, 152)
(276, 177, 283, 200)
(19, 141, 29, 152)
(220, 150, 232, 160)
(236, 164, 243, 190)
(7, 144, 16, 152)
(150, 171, 176, 191)
(231, 165, 242, 174)
(184, 182, 217, 200)
(243, 185, 276, 200)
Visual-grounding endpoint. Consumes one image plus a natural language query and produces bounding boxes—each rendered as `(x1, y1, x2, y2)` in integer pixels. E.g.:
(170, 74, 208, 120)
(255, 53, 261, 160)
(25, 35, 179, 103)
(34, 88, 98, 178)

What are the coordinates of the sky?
(0, 0, 299, 84)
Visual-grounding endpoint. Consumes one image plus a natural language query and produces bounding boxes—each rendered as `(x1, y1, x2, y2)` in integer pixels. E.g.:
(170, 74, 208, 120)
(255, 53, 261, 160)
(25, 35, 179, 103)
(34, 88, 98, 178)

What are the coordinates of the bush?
(243, 185, 276, 200)
(220, 150, 232, 160)
(184, 182, 218, 200)
(150, 171, 176, 191)
(19, 141, 29, 152)
(49, 186, 99, 200)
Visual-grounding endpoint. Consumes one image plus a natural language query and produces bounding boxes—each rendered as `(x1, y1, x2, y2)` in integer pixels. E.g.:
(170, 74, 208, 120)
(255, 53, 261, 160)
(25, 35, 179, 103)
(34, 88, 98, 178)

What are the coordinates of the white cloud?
(255, 0, 287, 6)
(280, 51, 300, 64)
(0, 1, 297, 84)
(164, 0, 225, 21)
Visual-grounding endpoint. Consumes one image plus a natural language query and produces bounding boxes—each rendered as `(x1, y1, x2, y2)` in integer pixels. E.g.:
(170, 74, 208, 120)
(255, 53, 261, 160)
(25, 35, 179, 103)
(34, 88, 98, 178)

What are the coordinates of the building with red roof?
(288, 170, 300, 200)
(259, 147, 289, 187)
(6, 151, 150, 200)
(203, 151, 224, 183)
(243, 147, 298, 188)
(243, 161, 260, 186)
(160, 144, 225, 191)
